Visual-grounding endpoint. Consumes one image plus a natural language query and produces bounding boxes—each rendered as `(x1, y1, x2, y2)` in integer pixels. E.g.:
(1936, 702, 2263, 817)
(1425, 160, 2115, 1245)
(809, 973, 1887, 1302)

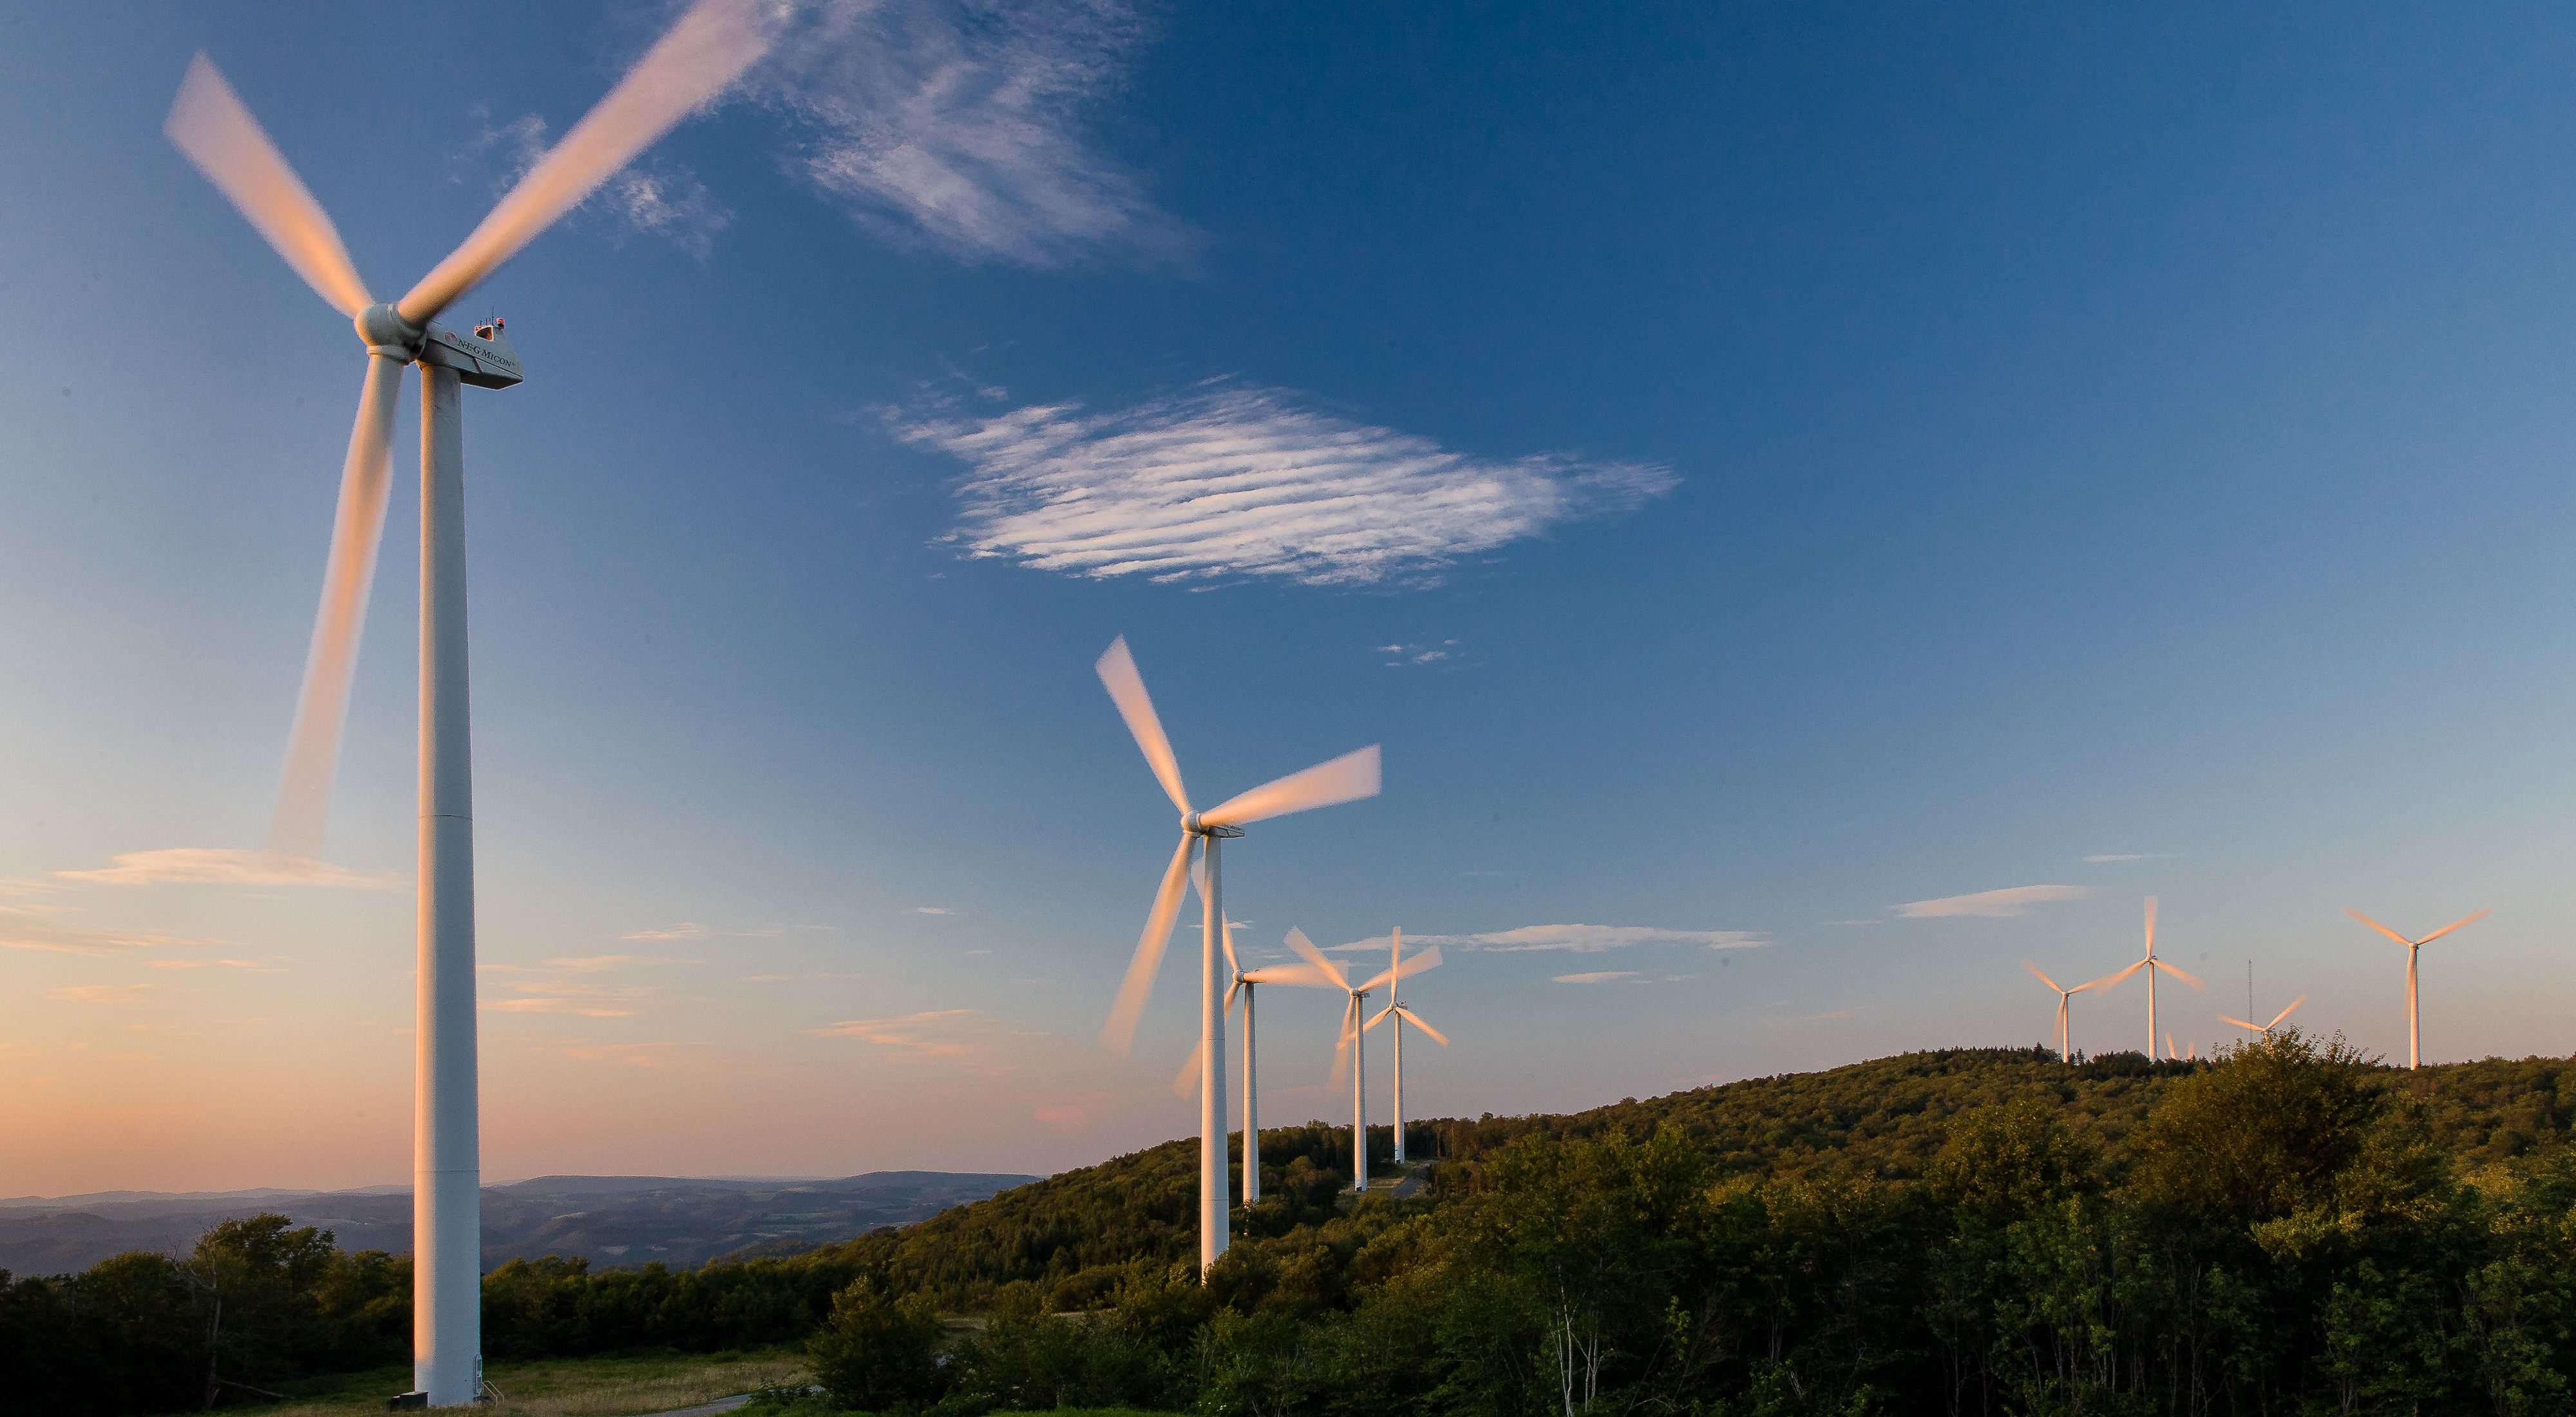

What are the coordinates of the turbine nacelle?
(350, 304, 525, 389)
(1185, 814, 1244, 839)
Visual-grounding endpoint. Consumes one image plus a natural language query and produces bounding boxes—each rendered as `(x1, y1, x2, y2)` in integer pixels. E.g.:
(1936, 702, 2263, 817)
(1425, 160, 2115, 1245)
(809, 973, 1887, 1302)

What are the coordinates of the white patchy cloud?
(896, 383, 1676, 586)
(1341, 924, 1764, 955)
(757, 0, 1185, 267)
(915, 906, 954, 915)
(1378, 639, 1462, 668)
(55, 849, 392, 889)
(1894, 885, 2094, 918)
(145, 958, 282, 972)
(1552, 971, 1638, 985)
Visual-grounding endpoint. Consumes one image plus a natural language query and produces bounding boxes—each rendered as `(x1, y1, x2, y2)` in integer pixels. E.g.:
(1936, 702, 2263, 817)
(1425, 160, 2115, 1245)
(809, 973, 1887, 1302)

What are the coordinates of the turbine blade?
(1097, 636, 1190, 814)
(164, 54, 372, 318)
(2080, 960, 2145, 993)
(1199, 745, 1381, 828)
(1242, 964, 1331, 988)
(2022, 960, 2063, 994)
(2143, 895, 2157, 956)
(1327, 1014, 1353, 1089)
(1357, 942, 1444, 995)
(2155, 959, 2205, 991)
(267, 355, 404, 859)
(1396, 1005, 1451, 1046)
(2345, 907, 2413, 947)
(1365, 1001, 1396, 1031)
(2217, 1015, 2260, 1032)
(1173, 1039, 1203, 1097)
(2269, 995, 2306, 1029)
(1101, 833, 1197, 1055)
(1286, 928, 1350, 991)
(395, 0, 770, 325)
(2416, 908, 2491, 946)
(1226, 976, 1244, 1013)
(2165, 1031, 2177, 1060)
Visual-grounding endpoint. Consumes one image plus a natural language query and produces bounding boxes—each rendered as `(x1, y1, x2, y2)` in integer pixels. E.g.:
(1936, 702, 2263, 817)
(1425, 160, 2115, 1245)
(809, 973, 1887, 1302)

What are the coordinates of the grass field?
(226, 1348, 808, 1417)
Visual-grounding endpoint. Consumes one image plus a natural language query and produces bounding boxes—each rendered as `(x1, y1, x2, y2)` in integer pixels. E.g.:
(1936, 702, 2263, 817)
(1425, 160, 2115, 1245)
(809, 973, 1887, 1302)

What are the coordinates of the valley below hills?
(0, 1170, 1035, 1277)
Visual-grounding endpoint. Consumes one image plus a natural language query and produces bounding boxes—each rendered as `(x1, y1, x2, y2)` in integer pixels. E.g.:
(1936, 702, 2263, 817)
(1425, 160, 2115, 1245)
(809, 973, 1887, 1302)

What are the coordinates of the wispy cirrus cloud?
(1335, 924, 1764, 955)
(538, 1040, 766, 1074)
(618, 922, 784, 942)
(1894, 885, 2094, 918)
(811, 1008, 993, 1057)
(145, 958, 282, 972)
(55, 849, 392, 889)
(482, 956, 680, 1019)
(757, 0, 1186, 267)
(543, 955, 699, 973)
(1553, 971, 1638, 985)
(45, 983, 162, 1005)
(896, 383, 1676, 586)
(0, 903, 218, 957)
(460, 109, 731, 258)
(486, 991, 649, 1019)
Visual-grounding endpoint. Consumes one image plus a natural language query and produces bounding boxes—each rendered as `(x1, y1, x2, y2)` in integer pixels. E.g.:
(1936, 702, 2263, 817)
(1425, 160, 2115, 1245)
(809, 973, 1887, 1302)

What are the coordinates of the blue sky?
(5, 1, 2576, 1194)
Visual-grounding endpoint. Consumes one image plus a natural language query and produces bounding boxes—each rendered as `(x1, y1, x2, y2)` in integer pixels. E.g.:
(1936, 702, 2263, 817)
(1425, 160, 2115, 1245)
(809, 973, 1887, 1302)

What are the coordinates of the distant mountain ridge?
(0, 1170, 1036, 1279)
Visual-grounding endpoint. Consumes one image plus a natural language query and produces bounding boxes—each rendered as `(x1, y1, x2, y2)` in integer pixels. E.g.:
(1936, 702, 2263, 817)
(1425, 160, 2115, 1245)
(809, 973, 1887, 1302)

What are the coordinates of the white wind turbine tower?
(1287, 929, 1441, 1192)
(1170, 882, 1332, 1207)
(2219, 994, 2306, 1041)
(2345, 906, 2490, 1069)
(162, 5, 770, 1404)
(1370, 927, 1451, 1168)
(2092, 897, 2201, 1057)
(1096, 637, 1381, 1271)
(2020, 960, 2127, 1063)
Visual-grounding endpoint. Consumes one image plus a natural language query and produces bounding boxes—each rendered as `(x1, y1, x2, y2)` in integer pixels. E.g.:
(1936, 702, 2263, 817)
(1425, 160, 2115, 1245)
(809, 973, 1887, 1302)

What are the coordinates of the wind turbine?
(2345, 906, 2490, 1069)
(1096, 638, 1381, 1271)
(2020, 960, 2128, 1063)
(162, 6, 768, 1405)
(1370, 927, 1450, 1168)
(2219, 994, 2306, 1041)
(2098, 896, 2202, 1056)
(1170, 880, 1331, 1207)
(1287, 929, 1441, 1192)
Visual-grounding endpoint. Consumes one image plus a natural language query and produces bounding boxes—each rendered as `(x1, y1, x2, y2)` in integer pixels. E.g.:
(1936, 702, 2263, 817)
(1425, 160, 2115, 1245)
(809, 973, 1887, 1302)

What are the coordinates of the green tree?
(810, 1276, 949, 1412)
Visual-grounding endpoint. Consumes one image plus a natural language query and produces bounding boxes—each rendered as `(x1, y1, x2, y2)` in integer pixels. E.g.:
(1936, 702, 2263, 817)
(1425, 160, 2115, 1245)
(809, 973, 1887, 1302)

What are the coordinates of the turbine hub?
(354, 302, 422, 354)
(1183, 813, 1244, 838)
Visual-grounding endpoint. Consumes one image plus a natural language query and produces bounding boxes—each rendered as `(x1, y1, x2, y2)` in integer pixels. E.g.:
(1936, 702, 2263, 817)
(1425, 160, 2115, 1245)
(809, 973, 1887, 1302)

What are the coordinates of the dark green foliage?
(480, 1251, 860, 1358)
(20, 1040, 2576, 1414)
(810, 1277, 947, 1412)
(0, 1217, 407, 1416)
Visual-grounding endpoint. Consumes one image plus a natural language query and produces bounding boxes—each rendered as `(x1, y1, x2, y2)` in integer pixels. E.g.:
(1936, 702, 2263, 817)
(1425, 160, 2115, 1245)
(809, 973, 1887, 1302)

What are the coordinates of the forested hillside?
(11, 1040, 2576, 1414)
